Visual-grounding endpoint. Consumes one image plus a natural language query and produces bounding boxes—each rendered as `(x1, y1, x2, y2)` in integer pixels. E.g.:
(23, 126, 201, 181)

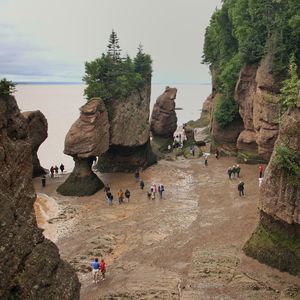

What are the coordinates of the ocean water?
(15, 83, 211, 172)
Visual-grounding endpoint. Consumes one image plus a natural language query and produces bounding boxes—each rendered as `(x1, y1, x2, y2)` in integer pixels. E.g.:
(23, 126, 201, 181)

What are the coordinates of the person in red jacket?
(259, 165, 264, 178)
(100, 258, 106, 280)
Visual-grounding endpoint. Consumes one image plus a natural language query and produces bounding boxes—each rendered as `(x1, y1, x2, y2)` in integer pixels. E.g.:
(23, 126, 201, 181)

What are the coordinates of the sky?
(0, 0, 222, 84)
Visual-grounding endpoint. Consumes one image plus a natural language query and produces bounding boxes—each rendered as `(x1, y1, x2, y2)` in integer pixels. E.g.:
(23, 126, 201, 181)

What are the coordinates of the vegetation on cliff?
(83, 30, 152, 102)
(0, 78, 16, 96)
(203, 0, 300, 128)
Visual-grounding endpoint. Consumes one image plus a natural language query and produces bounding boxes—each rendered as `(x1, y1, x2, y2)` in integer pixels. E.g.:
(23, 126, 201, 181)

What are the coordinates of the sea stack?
(243, 87, 300, 276)
(57, 99, 109, 196)
(150, 86, 178, 152)
(0, 94, 80, 299)
(98, 83, 156, 172)
(22, 110, 48, 177)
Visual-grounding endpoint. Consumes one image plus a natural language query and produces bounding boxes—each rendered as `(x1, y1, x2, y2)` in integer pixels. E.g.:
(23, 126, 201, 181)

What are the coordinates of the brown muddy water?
(34, 157, 300, 299)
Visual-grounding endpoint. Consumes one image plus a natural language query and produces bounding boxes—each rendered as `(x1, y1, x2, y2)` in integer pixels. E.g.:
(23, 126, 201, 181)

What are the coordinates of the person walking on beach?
(259, 165, 263, 177)
(118, 189, 124, 204)
(215, 149, 219, 159)
(158, 184, 164, 199)
(54, 165, 59, 175)
(60, 163, 65, 174)
(259, 177, 263, 188)
(100, 258, 106, 280)
(41, 175, 46, 187)
(238, 181, 245, 197)
(236, 165, 241, 178)
(204, 154, 208, 166)
(125, 189, 130, 202)
(227, 167, 232, 179)
(140, 179, 145, 190)
(91, 258, 100, 283)
(134, 170, 140, 182)
(106, 191, 113, 205)
(50, 166, 54, 178)
(232, 165, 237, 178)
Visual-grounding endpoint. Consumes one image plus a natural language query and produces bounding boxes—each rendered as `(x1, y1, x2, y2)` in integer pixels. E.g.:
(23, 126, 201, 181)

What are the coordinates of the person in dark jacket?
(125, 189, 130, 202)
(238, 181, 245, 196)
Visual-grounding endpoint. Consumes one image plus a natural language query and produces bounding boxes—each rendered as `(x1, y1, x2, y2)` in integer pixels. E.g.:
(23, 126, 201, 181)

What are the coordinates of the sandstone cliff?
(57, 99, 109, 196)
(0, 95, 80, 298)
(99, 84, 156, 172)
(22, 110, 48, 177)
(235, 54, 280, 161)
(244, 88, 300, 276)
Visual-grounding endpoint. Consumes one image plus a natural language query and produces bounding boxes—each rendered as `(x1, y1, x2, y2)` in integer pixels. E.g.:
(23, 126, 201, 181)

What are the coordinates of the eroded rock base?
(57, 157, 103, 196)
(244, 211, 300, 276)
(98, 140, 157, 173)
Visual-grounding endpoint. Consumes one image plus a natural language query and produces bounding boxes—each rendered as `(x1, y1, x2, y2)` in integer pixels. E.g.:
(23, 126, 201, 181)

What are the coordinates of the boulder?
(57, 98, 109, 196)
(0, 94, 80, 299)
(244, 88, 300, 276)
(150, 86, 178, 138)
(99, 84, 156, 172)
(22, 110, 48, 177)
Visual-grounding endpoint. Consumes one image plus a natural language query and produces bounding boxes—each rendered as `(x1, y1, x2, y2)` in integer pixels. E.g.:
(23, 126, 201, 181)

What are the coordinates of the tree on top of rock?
(107, 30, 121, 62)
(83, 31, 152, 102)
(0, 78, 16, 96)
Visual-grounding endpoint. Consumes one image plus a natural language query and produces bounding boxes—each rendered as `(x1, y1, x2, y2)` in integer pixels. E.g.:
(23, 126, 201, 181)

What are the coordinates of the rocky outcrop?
(99, 84, 156, 172)
(22, 110, 48, 177)
(57, 99, 109, 196)
(235, 55, 280, 161)
(150, 86, 177, 138)
(244, 88, 300, 276)
(0, 94, 80, 298)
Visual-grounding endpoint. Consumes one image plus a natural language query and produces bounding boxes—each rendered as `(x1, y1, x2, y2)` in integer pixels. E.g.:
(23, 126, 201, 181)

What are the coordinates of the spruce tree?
(107, 30, 121, 61)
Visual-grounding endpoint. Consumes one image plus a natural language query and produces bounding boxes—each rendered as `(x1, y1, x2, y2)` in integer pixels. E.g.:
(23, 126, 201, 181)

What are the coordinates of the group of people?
(49, 163, 65, 178)
(104, 185, 130, 206)
(91, 258, 106, 283)
(227, 165, 241, 179)
(147, 183, 165, 200)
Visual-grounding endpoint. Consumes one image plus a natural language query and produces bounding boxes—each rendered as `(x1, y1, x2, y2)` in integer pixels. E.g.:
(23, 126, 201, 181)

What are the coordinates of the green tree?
(107, 30, 121, 62)
(0, 78, 16, 96)
(278, 55, 299, 110)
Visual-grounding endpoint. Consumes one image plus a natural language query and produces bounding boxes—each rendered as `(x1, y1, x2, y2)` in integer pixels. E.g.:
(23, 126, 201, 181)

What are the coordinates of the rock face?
(22, 110, 48, 177)
(235, 55, 280, 161)
(0, 94, 80, 298)
(244, 90, 300, 276)
(57, 99, 109, 196)
(150, 86, 177, 138)
(99, 84, 156, 172)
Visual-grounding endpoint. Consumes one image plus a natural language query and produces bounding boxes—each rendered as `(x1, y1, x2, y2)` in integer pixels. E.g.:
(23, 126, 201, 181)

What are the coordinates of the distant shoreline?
(16, 82, 211, 86)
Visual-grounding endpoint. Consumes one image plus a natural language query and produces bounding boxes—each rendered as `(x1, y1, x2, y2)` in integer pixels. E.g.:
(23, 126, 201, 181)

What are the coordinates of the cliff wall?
(0, 95, 80, 298)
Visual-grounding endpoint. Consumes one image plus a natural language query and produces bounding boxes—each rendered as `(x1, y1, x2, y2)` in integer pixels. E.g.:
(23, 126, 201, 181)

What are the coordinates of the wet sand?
(33, 157, 300, 299)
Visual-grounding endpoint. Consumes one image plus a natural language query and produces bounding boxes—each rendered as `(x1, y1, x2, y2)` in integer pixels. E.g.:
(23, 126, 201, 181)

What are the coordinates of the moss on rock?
(243, 212, 300, 276)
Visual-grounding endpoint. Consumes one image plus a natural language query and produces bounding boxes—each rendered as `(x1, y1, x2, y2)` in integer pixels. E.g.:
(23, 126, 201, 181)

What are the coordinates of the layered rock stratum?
(99, 84, 156, 172)
(57, 98, 109, 196)
(0, 94, 80, 298)
(22, 110, 48, 177)
(244, 87, 300, 276)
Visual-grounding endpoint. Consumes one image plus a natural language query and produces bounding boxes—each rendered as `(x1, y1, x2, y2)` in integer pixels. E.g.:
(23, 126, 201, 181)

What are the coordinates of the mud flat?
(33, 157, 300, 299)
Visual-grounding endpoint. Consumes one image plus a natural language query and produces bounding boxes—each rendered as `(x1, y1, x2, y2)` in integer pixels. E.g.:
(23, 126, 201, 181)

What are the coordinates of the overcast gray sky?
(0, 0, 221, 83)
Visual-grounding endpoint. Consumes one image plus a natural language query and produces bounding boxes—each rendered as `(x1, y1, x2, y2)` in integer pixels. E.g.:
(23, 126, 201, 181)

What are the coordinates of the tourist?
(50, 166, 54, 178)
(259, 177, 263, 188)
(41, 175, 46, 187)
(259, 165, 264, 178)
(134, 170, 140, 182)
(204, 153, 208, 166)
(117, 189, 124, 204)
(100, 258, 106, 280)
(104, 184, 110, 193)
(91, 258, 100, 283)
(60, 163, 65, 174)
(106, 191, 113, 205)
(215, 149, 219, 159)
(140, 179, 145, 190)
(232, 165, 237, 178)
(147, 190, 151, 199)
(236, 165, 241, 178)
(158, 184, 164, 199)
(238, 181, 245, 197)
(191, 146, 195, 157)
(227, 167, 232, 179)
(125, 189, 130, 202)
(167, 144, 171, 152)
(54, 165, 59, 175)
